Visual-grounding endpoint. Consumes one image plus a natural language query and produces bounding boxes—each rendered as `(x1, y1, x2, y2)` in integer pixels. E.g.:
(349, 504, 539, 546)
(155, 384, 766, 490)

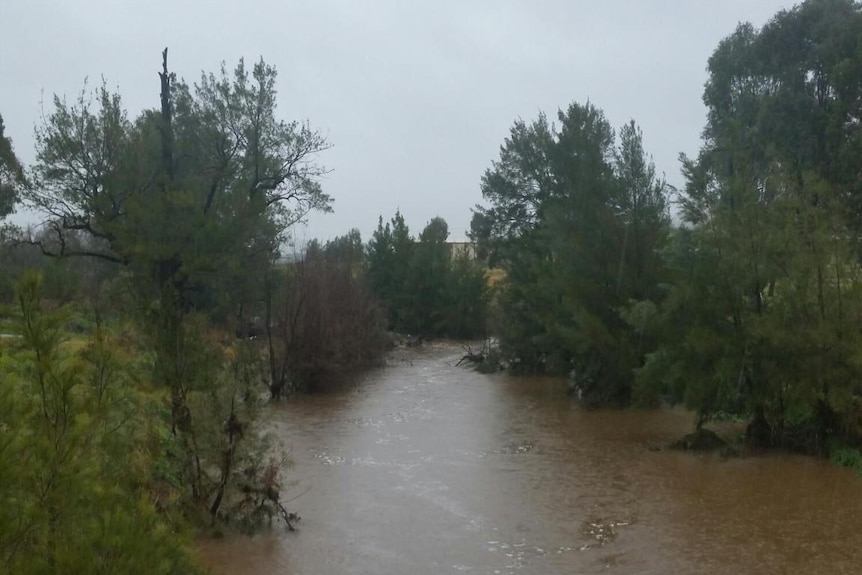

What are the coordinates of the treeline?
(3, 0, 860, 569)
(473, 0, 862, 456)
(264, 210, 491, 397)
(266, 211, 489, 398)
(366, 212, 488, 339)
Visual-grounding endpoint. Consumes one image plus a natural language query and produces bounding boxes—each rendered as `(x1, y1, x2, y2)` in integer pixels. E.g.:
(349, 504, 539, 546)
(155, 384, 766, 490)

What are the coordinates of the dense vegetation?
(265, 231, 389, 397)
(367, 212, 488, 339)
(0, 53, 338, 571)
(473, 0, 862, 457)
(0, 48, 488, 570)
(644, 0, 862, 455)
(2, 0, 862, 569)
(1, 272, 199, 574)
(472, 107, 670, 405)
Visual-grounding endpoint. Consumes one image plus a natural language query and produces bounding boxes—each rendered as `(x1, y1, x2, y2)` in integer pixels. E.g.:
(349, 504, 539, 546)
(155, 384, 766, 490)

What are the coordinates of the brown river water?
(198, 342, 862, 575)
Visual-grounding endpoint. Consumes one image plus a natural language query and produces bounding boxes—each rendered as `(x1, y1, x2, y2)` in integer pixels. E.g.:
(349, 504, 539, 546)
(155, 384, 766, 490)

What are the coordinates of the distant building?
(446, 241, 476, 260)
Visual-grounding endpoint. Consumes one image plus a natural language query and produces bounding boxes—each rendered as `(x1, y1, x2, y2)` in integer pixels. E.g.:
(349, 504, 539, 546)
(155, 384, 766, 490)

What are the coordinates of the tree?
(403, 217, 451, 335)
(444, 246, 488, 339)
(638, 0, 862, 450)
(700, 0, 862, 229)
(366, 216, 395, 307)
(0, 114, 25, 220)
(23, 50, 331, 516)
(27, 53, 330, 262)
(322, 228, 364, 269)
(613, 121, 671, 302)
(366, 213, 487, 339)
(366, 210, 415, 331)
(473, 102, 671, 403)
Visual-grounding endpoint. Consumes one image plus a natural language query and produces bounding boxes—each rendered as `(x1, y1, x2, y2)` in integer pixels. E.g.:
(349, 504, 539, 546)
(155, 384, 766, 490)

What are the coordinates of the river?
(198, 342, 862, 574)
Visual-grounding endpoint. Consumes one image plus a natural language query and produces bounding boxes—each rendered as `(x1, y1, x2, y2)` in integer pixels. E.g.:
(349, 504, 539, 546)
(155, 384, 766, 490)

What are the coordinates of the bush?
(267, 252, 388, 396)
(0, 271, 201, 574)
(829, 443, 862, 475)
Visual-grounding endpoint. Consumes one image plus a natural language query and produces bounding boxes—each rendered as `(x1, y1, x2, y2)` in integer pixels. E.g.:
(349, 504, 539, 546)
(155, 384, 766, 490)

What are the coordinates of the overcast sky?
(2, 0, 796, 243)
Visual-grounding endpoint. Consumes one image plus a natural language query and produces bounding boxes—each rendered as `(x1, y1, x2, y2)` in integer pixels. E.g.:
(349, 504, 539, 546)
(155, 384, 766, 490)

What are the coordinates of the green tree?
(366, 210, 415, 331)
(639, 0, 862, 450)
(0, 114, 25, 220)
(473, 103, 670, 403)
(612, 121, 671, 302)
(367, 213, 487, 338)
(322, 228, 364, 268)
(23, 51, 330, 517)
(403, 217, 451, 336)
(366, 216, 395, 305)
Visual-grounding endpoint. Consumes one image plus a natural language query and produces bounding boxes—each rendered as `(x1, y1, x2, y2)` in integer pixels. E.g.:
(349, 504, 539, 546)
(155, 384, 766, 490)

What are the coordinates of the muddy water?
(199, 342, 862, 574)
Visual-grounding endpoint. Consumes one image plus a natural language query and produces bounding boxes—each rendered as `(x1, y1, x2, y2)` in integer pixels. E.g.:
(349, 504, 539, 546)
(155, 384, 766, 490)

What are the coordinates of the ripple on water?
(200, 343, 862, 575)
(308, 449, 347, 465)
(578, 515, 633, 550)
(496, 440, 536, 455)
(485, 539, 561, 571)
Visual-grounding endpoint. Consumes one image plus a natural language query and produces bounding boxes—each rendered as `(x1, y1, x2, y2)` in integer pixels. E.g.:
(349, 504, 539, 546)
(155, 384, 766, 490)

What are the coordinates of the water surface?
(199, 342, 862, 574)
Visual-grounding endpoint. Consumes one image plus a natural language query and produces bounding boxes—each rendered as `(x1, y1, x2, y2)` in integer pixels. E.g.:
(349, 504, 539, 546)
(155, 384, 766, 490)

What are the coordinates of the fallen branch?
(456, 343, 485, 366)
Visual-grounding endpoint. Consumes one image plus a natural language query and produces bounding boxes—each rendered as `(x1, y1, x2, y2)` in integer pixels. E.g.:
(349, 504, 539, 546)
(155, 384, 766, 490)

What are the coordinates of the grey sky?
(2, 0, 795, 243)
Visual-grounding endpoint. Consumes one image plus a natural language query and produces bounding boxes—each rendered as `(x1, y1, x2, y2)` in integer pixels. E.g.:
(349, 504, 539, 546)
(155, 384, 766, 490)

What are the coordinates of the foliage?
(15, 51, 329, 525)
(0, 271, 200, 574)
(637, 0, 862, 451)
(26, 57, 330, 264)
(367, 213, 488, 339)
(266, 232, 388, 396)
(472, 103, 671, 404)
(314, 228, 365, 267)
(0, 114, 25, 220)
(830, 443, 862, 475)
(22, 52, 331, 340)
(402, 217, 452, 335)
(366, 211, 416, 331)
(444, 247, 489, 339)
